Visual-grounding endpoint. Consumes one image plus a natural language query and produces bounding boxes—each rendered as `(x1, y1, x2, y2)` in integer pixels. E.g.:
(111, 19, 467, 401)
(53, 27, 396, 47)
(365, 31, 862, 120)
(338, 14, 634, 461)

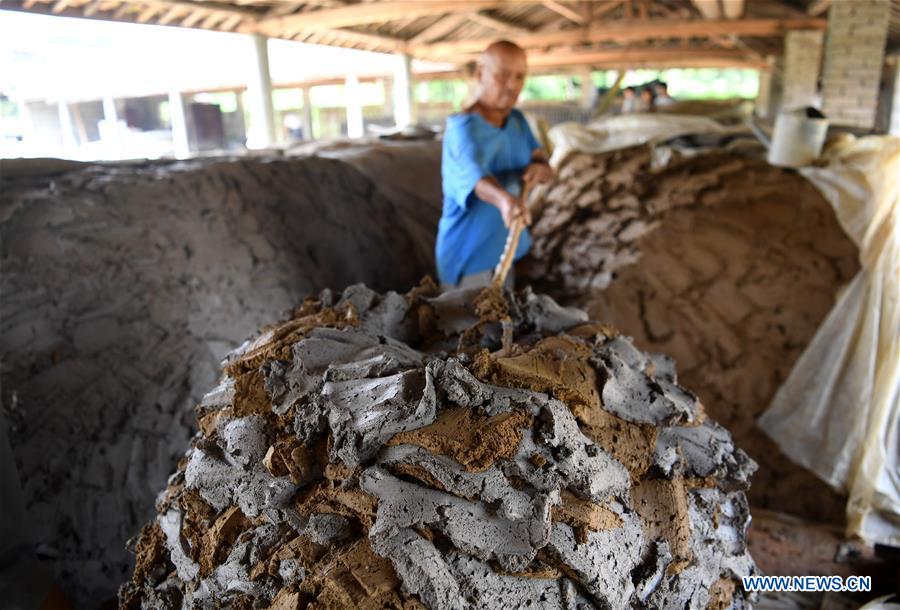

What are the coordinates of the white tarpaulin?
(547, 114, 729, 166)
(759, 135, 900, 546)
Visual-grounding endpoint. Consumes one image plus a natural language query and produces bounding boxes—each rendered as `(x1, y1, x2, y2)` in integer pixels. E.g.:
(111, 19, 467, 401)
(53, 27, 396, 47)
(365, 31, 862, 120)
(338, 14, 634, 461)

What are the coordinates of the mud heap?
(121, 281, 756, 610)
(520, 146, 859, 523)
(0, 146, 439, 606)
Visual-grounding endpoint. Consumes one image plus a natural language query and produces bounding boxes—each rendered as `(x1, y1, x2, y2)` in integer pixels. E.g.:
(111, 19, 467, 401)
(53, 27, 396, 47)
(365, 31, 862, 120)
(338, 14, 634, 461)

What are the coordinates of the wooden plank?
(594, 0, 626, 19)
(539, 0, 585, 24)
(806, 0, 830, 16)
(157, 6, 185, 24)
(147, 0, 256, 18)
(467, 10, 531, 35)
(180, 9, 206, 27)
(438, 47, 769, 69)
(253, 20, 408, 50)
(415, 17, 827, 56)
(256, 1, 506, 31)
(218, 13, 244, 30)
(136, 5, 158, 22)
(261, 1, 303, 19)
(82, 0, 110, 16)
(199, 11, 222, 27)
(536, 47, 769, 69)
(408, 12, 470, 44)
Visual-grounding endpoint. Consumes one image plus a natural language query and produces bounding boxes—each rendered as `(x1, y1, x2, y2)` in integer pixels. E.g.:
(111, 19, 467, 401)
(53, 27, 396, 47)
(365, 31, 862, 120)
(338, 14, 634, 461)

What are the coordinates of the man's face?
(477, 49, 527, 112)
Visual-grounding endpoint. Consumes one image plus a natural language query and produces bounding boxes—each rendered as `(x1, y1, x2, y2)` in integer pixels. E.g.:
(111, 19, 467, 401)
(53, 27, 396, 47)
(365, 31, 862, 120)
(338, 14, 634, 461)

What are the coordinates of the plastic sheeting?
(759, 135, 900, 546)
(547, 114, 729, 166)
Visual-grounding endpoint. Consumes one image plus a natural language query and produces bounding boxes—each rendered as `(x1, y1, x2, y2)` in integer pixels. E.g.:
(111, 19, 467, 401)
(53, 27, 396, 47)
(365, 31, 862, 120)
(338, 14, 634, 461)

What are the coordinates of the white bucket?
(767, 109, 828, 168)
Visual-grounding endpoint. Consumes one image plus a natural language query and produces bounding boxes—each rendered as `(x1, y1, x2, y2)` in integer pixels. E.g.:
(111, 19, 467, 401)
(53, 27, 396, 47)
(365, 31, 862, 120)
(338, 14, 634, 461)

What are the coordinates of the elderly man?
(436, 40, 554, 289)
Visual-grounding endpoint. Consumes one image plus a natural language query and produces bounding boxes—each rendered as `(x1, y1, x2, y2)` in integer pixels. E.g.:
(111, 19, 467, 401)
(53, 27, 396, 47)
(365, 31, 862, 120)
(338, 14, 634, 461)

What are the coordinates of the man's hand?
(499, 192, 532, 228)
(523, 161, 554, 186)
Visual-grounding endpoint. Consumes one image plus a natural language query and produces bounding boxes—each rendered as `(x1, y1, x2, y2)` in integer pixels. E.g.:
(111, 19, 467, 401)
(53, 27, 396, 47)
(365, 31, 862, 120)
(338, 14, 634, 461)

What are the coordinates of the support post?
(246, 33, 276, 148)
(755, 57, 775, 119)
(393, 52, 415, 128)
(580, 68, 595, 109)
(890, 56, 900, 136)
(168, 90, 191, 159)
(345, 75, 364, 138)
(301, 86, 313, 140)
(102, 96, 119, 124)
(57, 100, 78, 150)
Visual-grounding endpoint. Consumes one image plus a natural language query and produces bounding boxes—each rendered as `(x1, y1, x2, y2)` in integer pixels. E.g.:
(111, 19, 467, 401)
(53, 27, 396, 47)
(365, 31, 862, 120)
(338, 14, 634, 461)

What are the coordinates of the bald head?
(481, 40, 526, 65)
(475, 40, 528, 114)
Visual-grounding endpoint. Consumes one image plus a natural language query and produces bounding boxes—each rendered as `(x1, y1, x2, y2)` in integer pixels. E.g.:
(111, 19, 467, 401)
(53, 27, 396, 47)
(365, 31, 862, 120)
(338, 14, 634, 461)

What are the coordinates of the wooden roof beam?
(132, 0, 257, 19)
(540, 0, 585, 24)
(413, 17, 827, 56)
(408, 12, 470, 45)
(467, 10, 532, 35)
(256, 1, 508, 32)
(291, 27, 409, 51)
(807, 0, 830, 16)
(443, 47, 769, 69)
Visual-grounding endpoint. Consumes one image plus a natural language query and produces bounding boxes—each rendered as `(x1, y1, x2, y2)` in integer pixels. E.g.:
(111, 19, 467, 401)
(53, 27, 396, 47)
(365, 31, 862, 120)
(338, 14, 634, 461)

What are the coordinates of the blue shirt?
(436, 109, 541, 285)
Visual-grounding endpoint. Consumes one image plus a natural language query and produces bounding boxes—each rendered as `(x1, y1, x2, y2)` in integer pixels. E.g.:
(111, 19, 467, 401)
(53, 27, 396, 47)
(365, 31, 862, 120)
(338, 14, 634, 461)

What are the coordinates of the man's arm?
(523, 148, 554, 186)
(473, 176, 531, 228)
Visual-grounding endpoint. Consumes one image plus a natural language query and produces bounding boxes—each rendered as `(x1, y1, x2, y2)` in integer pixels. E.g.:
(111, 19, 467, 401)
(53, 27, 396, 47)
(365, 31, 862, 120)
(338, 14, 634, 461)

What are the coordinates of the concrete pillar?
(300, 86, 313, 140)
(755, 61, 774, 119)
(381, 77, 394, 123)
(246, 33, 276, 148)
(393, 53, 415, 128)
(753, 55, 782, 119)
(782, 30, 824, 110)
(890, 57, 900, 136)
(580, 68, 595, 109)
(168, 90, 191, 159)
(57, 100, 77, 149)
(102, 96, 118, 124)
(821, 0, 891, 129)
(345, 75, 364, 139)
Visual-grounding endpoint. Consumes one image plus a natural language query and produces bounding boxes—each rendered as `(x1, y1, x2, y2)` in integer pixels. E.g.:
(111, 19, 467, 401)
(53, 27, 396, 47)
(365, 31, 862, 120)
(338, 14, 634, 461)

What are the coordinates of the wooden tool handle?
(492, 182, 532, 289)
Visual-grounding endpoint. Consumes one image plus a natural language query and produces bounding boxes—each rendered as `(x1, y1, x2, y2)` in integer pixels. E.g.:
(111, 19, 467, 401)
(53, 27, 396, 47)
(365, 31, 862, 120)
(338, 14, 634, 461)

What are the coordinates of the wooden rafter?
(256, 0, 508, 31)
(806, 0, 830, 16)
(510, 46, 769, 68)
(286, 27, 409, 51)
(539, 0, 585, 24)
(408, 12, 470, 44)
(467, 10, 531, 35)
(415, 17, 827, 57)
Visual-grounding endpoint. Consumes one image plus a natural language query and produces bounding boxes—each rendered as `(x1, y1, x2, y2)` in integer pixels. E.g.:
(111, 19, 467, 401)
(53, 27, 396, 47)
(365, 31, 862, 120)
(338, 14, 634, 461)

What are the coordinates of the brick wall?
(821, 0, 891, 128)
(783, 30, 824, 110)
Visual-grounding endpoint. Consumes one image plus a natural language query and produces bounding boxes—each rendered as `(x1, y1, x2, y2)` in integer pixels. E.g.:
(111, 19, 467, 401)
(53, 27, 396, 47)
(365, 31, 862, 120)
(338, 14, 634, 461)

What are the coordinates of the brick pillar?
(782, 30, 824, 110)
(821, 0, 891, 128)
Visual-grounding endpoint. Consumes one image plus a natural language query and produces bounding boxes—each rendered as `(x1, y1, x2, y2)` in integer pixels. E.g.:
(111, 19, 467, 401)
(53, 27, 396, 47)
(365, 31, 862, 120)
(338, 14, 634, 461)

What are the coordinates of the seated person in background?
(654, 82, 677, 107)
(620, 86, 639, 113)
(638, 87, 655, 112)
(436, 40, 554, 290)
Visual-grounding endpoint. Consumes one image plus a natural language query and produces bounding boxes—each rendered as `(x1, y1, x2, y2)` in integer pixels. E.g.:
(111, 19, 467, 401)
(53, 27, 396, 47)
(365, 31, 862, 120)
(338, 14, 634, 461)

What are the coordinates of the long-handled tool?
(492, 180, 534, 289)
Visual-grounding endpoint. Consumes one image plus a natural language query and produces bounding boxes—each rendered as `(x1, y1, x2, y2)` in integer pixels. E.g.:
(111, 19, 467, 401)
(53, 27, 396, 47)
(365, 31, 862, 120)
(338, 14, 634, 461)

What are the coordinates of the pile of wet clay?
(121, 281, 756, 609)
(0, 150, 436, 605)
(519, 146, 859, 523)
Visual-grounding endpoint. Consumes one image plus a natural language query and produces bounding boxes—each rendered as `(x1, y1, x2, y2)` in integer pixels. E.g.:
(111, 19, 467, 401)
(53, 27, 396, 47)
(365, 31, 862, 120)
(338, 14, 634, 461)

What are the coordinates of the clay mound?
(520, 146, 859, 523)
(121, 281, 757, 610)
(0, 151, 436, 605)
